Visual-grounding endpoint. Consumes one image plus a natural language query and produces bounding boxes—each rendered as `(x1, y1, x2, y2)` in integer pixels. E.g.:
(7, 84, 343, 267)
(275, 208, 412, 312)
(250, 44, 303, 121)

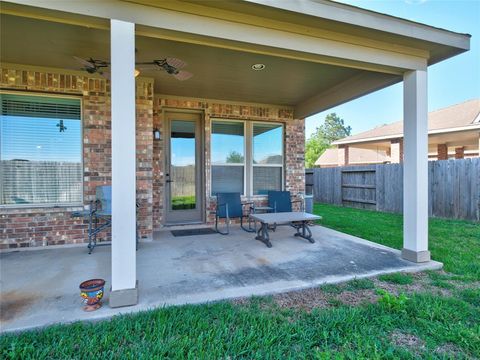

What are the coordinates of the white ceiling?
(0, 14, 370, 107)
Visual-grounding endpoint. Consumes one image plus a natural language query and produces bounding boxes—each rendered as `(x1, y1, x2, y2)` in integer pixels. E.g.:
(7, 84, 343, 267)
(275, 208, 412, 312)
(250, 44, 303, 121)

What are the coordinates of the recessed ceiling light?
(251, 63, 266, 71)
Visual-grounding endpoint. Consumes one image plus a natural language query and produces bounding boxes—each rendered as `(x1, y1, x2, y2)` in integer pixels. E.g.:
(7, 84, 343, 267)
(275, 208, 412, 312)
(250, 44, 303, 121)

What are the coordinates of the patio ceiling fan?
(136, 58, 193, 81)
(73, 56, 110, 79)
(74, 56, 193, 81)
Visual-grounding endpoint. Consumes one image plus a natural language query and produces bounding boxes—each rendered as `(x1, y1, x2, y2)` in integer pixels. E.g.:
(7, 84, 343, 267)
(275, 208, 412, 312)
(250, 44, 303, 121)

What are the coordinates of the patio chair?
(215, 192, 255, 235)
(268, 191, 304, 213)
(72, 185, 139, 254)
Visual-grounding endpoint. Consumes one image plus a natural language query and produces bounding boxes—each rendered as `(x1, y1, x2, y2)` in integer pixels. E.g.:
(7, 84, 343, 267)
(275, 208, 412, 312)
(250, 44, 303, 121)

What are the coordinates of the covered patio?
(0, 224, 441, 332)
(0, 0, 470, 319)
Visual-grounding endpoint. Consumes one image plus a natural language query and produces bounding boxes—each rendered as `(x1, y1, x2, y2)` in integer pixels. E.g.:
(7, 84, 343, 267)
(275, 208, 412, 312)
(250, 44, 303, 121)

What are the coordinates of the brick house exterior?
(0, 65, 305, 249)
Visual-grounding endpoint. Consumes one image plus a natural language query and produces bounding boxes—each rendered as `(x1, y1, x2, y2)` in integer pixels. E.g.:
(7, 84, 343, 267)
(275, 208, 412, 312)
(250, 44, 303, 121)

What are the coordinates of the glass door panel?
(170, 120, 196, 210)
(164, 113, 203, 224)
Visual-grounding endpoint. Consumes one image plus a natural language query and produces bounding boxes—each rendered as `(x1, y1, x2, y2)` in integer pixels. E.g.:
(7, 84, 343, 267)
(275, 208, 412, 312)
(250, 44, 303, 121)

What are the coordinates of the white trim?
(251, 121, 284, 195)
(0, 90, 84, 208)
(209, 118, 285, 197)
(245, 0, 470, 50)
(210, 118, 247, 196)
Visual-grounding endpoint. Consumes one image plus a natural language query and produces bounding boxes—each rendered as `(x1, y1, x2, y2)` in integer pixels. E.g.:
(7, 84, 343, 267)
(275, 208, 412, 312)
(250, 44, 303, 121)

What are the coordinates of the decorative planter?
(79, 279, 105, 312)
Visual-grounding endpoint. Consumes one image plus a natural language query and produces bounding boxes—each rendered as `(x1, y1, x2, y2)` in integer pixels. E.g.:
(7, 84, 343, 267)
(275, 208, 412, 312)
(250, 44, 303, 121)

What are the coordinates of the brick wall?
(152, 97, 304, 228)
(0, 65, 305, 248)
(455, 147, 465, 159)
(0, 66, 154, 249)
(437, 144, 448, 160)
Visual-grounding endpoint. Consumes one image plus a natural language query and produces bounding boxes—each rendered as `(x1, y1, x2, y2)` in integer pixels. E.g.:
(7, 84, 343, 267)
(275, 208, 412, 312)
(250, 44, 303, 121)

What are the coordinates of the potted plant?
(79, 279, 105, 311)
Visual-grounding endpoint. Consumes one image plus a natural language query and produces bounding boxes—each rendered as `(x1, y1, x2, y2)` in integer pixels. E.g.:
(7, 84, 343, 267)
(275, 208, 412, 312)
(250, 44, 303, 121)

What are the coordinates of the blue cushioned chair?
(215, 192, 255, 235)
(268, 191, 304, 213)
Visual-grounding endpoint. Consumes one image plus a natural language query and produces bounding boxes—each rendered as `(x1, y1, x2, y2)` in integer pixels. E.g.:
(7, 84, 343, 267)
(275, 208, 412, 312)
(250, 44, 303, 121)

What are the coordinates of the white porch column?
(109, 19, 138, 307)
(402, 70, 430, 263)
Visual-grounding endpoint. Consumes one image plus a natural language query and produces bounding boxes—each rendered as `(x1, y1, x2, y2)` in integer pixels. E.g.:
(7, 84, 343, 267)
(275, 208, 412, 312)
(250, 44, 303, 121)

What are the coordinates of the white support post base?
(402, 69, 430, 263)
(109, 19, 138, 307)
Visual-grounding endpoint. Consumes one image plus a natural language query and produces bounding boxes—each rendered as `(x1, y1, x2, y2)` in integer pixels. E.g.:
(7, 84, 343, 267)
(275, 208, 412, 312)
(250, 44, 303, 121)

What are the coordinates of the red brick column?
(455, 147, 465, 159)
(135, 79, 154, 239)
(437, 144, 448, 160)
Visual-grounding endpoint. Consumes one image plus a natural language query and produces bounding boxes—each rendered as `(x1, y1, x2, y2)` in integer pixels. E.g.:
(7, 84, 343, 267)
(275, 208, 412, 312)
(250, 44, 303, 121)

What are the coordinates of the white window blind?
(0, 94, 82, 206)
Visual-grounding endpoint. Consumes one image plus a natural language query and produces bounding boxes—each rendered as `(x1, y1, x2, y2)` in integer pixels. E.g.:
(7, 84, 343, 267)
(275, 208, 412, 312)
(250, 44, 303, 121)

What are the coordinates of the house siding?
(0, 65, 305, 249)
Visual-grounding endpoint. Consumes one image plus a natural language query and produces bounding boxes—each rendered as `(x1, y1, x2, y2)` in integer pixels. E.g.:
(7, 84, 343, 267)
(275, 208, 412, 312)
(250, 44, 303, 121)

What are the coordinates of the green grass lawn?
(313, 203, 480, 281)
(1, 204, 479, 359)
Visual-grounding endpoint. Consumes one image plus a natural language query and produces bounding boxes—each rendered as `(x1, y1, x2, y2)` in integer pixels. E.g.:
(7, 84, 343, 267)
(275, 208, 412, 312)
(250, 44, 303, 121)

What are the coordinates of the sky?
(306, 0, 480, 138)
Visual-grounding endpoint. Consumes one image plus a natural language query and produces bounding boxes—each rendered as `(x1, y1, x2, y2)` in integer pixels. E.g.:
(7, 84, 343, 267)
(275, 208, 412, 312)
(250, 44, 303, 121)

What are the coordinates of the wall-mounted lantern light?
(153, 128, 161, 140)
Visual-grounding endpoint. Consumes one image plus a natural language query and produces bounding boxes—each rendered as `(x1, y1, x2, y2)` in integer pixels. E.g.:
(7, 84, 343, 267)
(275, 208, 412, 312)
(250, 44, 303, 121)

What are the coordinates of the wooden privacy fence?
(306, 158, 480, 221)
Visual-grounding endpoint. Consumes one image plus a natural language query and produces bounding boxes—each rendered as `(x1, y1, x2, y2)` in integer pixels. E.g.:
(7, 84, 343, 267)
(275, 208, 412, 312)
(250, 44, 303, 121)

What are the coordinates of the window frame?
(210, 118, 247, 196)
(250, 121, 285, 196)
(0, 91, 84, 209)
(210, 118, 284, 197)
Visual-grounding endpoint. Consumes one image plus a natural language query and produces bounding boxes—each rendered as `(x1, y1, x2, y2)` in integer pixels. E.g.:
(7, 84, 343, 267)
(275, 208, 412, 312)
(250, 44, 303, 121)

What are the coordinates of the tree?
(305, 113, 351, 168)
(226, 150, 244, 163)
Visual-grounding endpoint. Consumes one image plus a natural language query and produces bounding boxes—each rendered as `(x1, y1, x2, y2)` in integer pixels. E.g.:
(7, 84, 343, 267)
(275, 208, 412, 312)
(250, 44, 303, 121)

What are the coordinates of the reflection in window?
(253, 123, 283, 195)
(253, 123, 283, 164)
(170, 120, 196, 210)
(0, 94, 82, 205)
(211, 121, 244, 194)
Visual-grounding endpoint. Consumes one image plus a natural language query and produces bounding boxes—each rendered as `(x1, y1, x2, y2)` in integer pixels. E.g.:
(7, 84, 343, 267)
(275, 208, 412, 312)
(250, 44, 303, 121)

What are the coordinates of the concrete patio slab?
(0, 225, 442, 333)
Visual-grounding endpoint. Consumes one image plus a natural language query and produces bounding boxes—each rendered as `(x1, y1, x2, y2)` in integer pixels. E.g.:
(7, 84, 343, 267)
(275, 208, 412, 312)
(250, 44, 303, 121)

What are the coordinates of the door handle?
(166, 179, 174, 183)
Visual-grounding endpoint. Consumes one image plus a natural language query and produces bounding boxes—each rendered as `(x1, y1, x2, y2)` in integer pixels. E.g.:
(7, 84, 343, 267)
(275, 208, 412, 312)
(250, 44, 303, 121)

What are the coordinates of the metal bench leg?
(294, 221, 315, 243)
(255, 222, 272, 248)
(87, 211, 94, 254)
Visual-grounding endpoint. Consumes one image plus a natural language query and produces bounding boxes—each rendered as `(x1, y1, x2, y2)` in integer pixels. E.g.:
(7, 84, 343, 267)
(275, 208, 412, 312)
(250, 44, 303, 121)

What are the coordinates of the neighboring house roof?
(333, 99, 480, 145)
(315, 147, 389, 166)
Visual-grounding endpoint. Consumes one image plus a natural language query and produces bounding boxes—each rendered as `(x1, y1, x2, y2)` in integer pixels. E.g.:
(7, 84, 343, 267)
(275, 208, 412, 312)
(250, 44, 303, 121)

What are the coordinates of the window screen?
(211, 121, 244, 195)
(0, 94, 82, 206)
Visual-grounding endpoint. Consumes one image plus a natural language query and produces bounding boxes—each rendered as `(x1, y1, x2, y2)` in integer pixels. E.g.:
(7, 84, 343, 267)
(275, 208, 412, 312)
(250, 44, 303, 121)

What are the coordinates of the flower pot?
(79, 279, 105, 312)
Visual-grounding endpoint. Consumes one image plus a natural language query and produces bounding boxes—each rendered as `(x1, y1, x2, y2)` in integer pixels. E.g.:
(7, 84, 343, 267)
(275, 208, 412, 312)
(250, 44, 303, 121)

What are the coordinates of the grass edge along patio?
(0, 0, 471, 312)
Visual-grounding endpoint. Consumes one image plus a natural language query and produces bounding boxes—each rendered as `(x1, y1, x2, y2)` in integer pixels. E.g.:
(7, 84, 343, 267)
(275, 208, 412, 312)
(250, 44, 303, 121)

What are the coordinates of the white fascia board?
(333, 124, 480, 145)
(5, 0, 427, 72)
(245, 0, 470, 50)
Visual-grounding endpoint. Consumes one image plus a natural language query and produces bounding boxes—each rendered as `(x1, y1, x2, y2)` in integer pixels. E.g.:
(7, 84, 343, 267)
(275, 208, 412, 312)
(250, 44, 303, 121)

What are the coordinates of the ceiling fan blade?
(173, 70, 193, 81)
(166, 57, 187, 69)
(73, 56, 95, 69)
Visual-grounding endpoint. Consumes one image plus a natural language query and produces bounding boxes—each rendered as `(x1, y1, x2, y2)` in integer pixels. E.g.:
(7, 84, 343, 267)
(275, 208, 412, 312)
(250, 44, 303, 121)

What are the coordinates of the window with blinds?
(252, 123, 283, 195)
(211, 120, 245, 195)
(210, 119, 284, 196)
(0, 93, 82, 206)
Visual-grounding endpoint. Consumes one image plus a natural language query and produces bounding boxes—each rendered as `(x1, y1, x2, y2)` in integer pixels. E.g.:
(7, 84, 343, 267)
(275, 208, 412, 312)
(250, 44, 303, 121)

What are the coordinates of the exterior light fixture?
(251, 63, 266, 71)
(134, 69, 140, 77)
(153, 128, 161, 140)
